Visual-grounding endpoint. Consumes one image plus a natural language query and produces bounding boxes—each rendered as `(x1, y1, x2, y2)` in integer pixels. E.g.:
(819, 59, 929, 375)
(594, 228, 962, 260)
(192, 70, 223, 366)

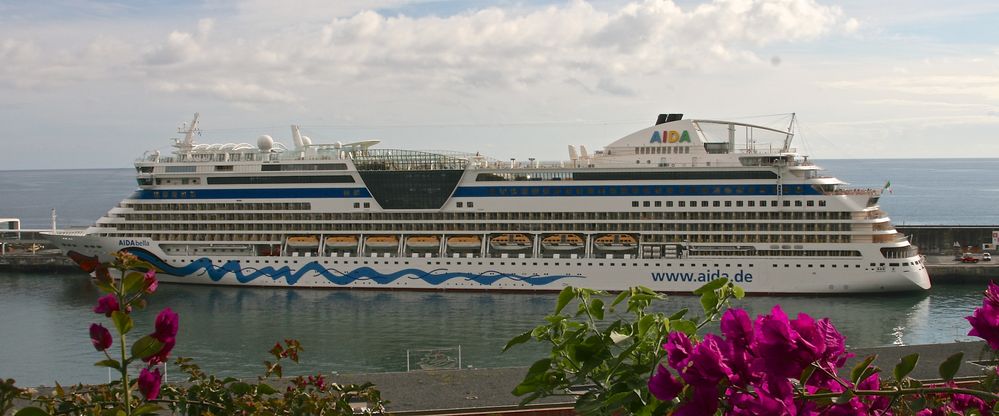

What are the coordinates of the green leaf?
(503, 330, 533, 352)
(832, 389, 855, 405)
(893, 353, 919, 381)
(14, 407, 50, 416)
(122, 271, 145, 295)
(525, 358, 552, 380)
(699, 291, 719, 314)
(638, 314, 657, 337)
(611, 290, 629, 308)
(111, 311, 133, 336)
(938, 352, 964, 381)
(131, 403, 162, 416)
(589, 298, 604, 320)
(131, 335, 165, 360)
(94, 359, 122, 371)
(94, 279, 116, 294)
(668, 308, 688, 321)
(693, 278, 728, 295)
(670, 319, 697, 336)
(229, 382, 252, 395)
(732, 285, 745, 299)
(555, 287, 575, 315)
(850, 355, 878, 385)
(257, 382, 278, 395)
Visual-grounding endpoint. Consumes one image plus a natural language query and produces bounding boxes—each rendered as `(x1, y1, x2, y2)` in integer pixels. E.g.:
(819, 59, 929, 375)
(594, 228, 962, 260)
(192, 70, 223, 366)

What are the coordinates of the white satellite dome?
(302, 136, 312, 146)
(257, 135, 274, 151)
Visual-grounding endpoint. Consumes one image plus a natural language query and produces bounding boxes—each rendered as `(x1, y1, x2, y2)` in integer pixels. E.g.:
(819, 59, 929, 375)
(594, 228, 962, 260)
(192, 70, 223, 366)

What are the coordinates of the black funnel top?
(655, 114, 684, 125)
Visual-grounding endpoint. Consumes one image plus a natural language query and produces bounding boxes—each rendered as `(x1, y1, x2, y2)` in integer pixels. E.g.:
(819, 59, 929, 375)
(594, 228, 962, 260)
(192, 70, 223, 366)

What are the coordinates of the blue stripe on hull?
(130, 188, 372, 200)
(125, 249, 583, 287)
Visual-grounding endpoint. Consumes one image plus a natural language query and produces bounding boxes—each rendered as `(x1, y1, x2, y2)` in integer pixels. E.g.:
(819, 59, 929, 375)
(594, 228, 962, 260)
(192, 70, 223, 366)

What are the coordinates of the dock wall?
(898, 225, 996, 255)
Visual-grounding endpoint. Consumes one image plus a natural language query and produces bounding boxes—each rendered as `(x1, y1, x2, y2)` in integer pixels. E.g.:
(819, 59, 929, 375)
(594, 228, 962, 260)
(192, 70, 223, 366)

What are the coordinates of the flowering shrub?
(7, 255, 385, 416)
(509, 279, 999, 415)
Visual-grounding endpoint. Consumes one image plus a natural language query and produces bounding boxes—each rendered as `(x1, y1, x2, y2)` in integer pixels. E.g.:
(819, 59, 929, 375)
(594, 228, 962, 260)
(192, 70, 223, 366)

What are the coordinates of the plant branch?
(802, 387, 999, 402)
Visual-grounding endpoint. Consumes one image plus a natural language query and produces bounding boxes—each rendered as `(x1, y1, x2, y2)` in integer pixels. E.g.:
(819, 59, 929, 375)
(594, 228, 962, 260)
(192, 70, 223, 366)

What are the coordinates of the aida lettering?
(118, 239, 150, 247)
(649, 130, 691, 144)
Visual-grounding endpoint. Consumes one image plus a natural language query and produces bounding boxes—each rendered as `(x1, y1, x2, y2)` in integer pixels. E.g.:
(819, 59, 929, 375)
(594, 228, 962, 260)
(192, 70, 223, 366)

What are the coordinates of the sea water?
(0, 161, 997, 385)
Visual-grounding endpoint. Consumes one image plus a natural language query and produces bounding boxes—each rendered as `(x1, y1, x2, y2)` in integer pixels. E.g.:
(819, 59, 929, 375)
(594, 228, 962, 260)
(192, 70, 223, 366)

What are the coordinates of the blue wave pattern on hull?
(124, 249, 583, 287)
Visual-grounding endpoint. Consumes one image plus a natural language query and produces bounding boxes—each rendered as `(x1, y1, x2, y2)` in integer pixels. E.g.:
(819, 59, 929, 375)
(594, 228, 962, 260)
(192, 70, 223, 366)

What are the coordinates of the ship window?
(215, 165, 234, 171)
(713, 201, 720, 207)
(643, 201, 651, 207)
(363, 202, 370, 208)
(457, 202, 463, 208)
(819, 200, 826, 206)
(700, 201, 708, 207)
(655, 201, 661, 207)
(807, 200, 815, 207)
(467, 201, 474, 208)
(666, 201, 673, 207)
(795, 201, 803, 207)
(678, 201, 685, 207)
(632, 201, 639, 207)
(783, 201, 791, 207)
(353, 203, 360, 208)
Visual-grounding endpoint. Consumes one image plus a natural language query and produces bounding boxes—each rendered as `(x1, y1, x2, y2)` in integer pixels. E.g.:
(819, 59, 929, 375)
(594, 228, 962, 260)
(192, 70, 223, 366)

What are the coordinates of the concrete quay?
(0, 251, 79, 273)
(325, 341, 995, 415)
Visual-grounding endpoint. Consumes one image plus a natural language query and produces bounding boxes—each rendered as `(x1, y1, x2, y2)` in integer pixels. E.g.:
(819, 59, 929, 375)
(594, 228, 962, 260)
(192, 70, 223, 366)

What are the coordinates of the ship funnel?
(656, 114, 683, 125)
(580, 145, 590, 159)
(568, 145, 579, 161)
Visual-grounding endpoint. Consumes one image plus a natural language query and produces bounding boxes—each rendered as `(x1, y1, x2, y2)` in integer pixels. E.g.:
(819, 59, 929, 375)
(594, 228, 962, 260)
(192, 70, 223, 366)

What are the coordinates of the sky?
(1, 0, 998, 170)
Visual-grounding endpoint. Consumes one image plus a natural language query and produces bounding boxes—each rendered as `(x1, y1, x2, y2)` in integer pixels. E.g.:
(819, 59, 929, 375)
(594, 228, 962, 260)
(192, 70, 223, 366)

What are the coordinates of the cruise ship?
(46, 113, 931, 293)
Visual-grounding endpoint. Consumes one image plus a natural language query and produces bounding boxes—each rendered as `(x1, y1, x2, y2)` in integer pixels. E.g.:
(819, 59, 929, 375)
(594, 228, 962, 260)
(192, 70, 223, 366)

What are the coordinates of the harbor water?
(1, 159, 998, 386)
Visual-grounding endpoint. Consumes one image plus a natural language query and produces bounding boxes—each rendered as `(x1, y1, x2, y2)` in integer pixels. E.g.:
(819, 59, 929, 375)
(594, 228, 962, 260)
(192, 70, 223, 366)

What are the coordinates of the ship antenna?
(781, 113, 795, 153)
(173, 113, 201, 158)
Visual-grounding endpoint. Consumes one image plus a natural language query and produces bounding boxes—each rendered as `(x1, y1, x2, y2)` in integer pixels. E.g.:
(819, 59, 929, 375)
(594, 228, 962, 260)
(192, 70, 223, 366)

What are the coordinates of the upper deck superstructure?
(46, 113, 930, 293)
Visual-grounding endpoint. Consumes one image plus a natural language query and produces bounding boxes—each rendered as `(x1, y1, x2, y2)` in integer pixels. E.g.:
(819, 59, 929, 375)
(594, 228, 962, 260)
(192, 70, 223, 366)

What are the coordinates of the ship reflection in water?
(0, 272, 983, 386)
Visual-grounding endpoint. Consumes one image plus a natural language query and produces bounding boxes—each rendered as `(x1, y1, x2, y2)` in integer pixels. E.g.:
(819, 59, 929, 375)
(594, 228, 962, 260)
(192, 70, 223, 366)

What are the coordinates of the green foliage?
(505, 282, 742, 415)
(893, 353, 919, 383)
(938, 352, 963, 381)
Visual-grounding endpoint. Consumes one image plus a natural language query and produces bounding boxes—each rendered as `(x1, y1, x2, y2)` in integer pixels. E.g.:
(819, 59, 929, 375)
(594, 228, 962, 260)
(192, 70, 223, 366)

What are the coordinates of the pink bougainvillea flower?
(664, 331, 694, 371)
(137, 367, 162, 401)
(141, 308, 179, 365)
(729, 380, 794, 416)
(89, 323, 113, 351)
(143, 270, 158, 294)
(721, 308, 754, 349)
(152, 308, 178, 342)
(854, 373, 892, 414)
(752, 306, 807, 378)
(967, 303, 999, 350)
(673, 384, 719, 416)
(984, 281, 999, 309)
(680, 334, 733, 387)
(648, 364, 683, 402)
(143, 337, 175, 366)
(93, 294, 120, 317)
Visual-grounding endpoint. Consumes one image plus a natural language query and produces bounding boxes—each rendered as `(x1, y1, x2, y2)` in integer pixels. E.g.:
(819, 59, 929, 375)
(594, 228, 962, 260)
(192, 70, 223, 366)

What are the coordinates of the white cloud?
(0, 0, 855, 103)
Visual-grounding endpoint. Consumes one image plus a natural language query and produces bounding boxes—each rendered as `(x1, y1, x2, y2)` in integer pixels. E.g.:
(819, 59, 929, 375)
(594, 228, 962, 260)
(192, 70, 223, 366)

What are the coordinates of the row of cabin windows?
(118, 210, 856, 222)
(632, 199, 827, 208)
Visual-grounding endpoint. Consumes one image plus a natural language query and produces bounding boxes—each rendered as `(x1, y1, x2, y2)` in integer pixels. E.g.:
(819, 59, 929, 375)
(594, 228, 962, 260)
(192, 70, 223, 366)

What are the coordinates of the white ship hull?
(49, 234, 930, 294)
(44, 113, 933, 294)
